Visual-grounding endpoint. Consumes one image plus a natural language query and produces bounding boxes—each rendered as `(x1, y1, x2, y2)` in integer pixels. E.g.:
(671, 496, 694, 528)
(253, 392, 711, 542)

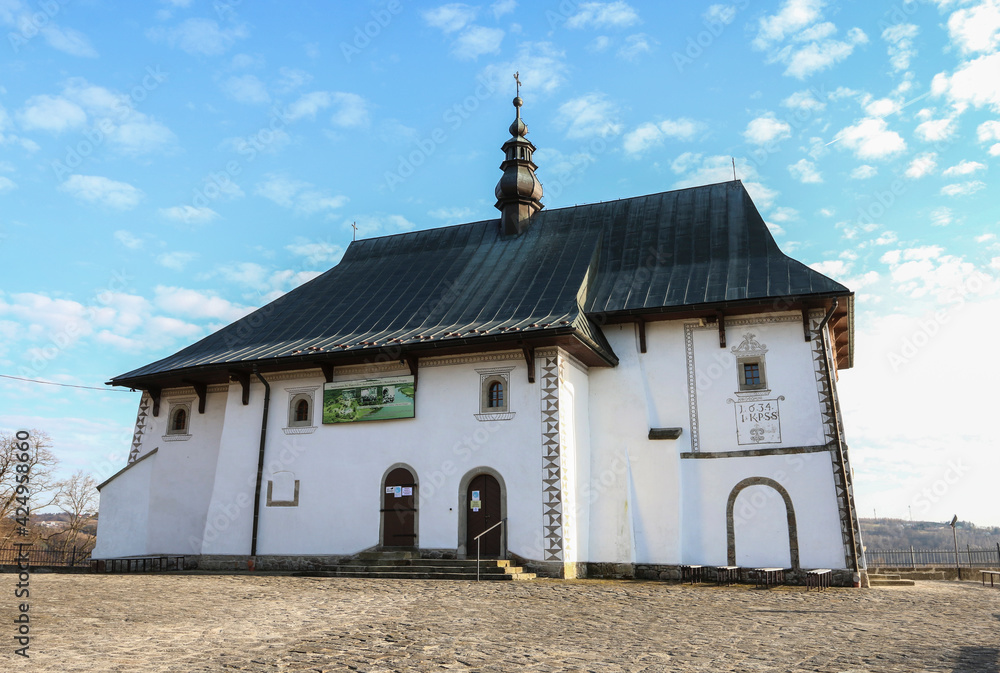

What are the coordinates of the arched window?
(487, 381, 504, 408)
(172, 408, 186, 431)
(287, 392, 314, 427)
(166, 405, 190, 435)
(295, 398, 309, 423)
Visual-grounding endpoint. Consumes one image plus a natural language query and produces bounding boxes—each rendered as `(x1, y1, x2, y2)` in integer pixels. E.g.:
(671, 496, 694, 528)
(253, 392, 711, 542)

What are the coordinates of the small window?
(737, 357, 767, 392)
(167, 405, 190, 435)
(487, 381, 504, 408)
(288, 392, 314, 427)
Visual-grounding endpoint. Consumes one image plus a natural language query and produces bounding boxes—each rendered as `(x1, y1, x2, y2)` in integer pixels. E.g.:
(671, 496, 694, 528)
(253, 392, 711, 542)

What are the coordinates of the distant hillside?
(860, 518, 1000, 550)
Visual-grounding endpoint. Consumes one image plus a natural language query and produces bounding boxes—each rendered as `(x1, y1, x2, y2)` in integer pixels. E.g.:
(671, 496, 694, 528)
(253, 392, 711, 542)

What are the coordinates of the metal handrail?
(474, 518, 506, 581)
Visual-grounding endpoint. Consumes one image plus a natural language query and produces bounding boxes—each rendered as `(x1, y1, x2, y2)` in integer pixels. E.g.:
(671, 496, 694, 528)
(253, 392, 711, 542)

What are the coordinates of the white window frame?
(475, 367, 515, 421)
(284, 386, 319, 434)
(163, 398, 194, 441)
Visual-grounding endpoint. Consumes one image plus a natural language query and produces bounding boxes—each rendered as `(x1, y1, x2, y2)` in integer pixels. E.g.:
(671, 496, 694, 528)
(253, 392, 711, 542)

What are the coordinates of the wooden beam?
(404, 355, 419, 390)
(320, 363, 335, 383)
(802, 309, 812, 341)
(717, 311, 726, 348)
(183, 379, 207, 414)
(522, 346, 535, 383)
(148, 387, 161, 417)
(648, 428, 683, 440)
(637, 317, 647, 354)
(229, 370, 250, 405)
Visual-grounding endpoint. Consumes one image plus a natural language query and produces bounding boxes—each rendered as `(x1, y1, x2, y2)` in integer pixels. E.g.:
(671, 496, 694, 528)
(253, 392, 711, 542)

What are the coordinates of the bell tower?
(494, 73, 543, 235)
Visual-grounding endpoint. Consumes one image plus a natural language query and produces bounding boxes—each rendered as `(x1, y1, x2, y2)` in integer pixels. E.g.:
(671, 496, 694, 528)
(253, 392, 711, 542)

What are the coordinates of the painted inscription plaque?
(728, 396, 784, 445)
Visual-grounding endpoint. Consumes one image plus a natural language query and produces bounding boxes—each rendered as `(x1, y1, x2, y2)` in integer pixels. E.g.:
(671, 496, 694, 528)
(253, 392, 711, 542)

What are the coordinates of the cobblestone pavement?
(4, 573, 1000, 672)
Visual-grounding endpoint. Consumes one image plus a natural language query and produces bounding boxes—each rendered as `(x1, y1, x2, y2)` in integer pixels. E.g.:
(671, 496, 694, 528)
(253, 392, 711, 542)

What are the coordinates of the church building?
(94, 94, 865, 585)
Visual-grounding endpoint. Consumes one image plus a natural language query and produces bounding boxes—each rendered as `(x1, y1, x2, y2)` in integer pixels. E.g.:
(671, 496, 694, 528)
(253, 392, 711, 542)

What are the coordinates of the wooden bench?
(981, 570, 1000, 588)
(714, 565, 741, 586)
(680, 564, 704, 584)
(806, 568, 832, 590)
(92, 556, 185, 573)
(751, 567, 785, 588)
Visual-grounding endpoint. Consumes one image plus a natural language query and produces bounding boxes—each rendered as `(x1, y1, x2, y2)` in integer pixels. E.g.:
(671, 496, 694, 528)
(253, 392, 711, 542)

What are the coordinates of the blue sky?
(1, 0, 998, 529)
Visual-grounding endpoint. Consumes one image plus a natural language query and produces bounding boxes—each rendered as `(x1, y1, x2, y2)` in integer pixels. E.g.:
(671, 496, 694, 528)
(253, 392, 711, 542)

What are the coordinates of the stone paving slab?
(3, 573, 999, 672)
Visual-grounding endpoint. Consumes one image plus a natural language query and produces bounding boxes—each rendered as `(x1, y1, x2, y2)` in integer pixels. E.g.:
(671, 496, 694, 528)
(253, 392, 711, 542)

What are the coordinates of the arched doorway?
(726, 477, 799, 569)
(466, 473, 503, 557)
(381, 466, 417, 548)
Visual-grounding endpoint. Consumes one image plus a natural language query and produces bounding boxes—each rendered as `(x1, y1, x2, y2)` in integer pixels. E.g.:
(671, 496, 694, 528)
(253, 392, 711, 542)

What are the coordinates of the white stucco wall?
(92, 452, 155, 559)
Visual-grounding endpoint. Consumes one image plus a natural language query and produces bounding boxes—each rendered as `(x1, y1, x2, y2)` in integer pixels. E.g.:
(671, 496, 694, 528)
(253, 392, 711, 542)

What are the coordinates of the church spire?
(495, 72, 543, 235)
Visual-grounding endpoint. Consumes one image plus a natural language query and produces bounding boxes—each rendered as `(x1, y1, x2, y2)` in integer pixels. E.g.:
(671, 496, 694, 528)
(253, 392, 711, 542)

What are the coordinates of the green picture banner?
(322, 375, 415, 424)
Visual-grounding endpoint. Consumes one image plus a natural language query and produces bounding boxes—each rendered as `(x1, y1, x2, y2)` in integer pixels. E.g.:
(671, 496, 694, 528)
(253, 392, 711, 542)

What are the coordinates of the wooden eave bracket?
(229, 370, 251, 405)
(183, 379, 208, 414)
(148, 386, 162, 417)
(717, 311, 726, 348)
(648, 428, 683, 440)
(404, 355, 419, 389)
(636, 317, 647, 354)
(320, 363, 335, 383)
(522, 346, 535, 383)
(802, 308, 812, 341)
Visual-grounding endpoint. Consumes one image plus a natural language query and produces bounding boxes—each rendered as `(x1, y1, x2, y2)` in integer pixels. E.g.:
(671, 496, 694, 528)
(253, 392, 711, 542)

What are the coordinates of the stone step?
(869, 578, 916, 587)
(295, 569, 536, 581)
(868, 573, 902, 580)
(333, 563, 526, 576)
(332, 558, 513, 569)
(356, 550, 419, 560)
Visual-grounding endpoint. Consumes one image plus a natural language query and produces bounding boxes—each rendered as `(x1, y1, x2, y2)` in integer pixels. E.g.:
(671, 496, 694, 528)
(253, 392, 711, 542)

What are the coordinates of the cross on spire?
(514, 71, 521, 97)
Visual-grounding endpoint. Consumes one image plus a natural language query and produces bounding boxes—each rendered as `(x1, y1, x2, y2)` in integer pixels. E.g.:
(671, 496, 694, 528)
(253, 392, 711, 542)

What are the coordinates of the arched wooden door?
(382, 467, 417, 548)
(466, 473, 502, 557)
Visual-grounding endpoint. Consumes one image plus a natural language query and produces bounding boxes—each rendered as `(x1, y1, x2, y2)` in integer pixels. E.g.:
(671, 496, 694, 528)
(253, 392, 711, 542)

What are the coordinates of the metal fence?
(866, 545, 1000, 568)
(0, 546, 92, 567)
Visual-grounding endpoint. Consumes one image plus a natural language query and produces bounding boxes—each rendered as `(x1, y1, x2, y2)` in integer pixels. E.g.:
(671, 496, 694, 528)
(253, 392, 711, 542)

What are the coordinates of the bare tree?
(0, 430, 60, 545)
(45, 470, 99, 553)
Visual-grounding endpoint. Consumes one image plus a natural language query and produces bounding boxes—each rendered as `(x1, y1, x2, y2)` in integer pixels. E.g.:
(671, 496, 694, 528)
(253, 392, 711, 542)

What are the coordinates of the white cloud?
(744, 113, 792, 145)
(422, 4, 478, 33)
(915, 117, 954, 142)
(882, 23, 918, 71)
(566, 2, 640, 29)
(976, 233, 996, 244)
(782, 90, 826, 111)
(154, 286, 252, 322)
(555, 93, 622, 140)
(942, 160, 986, 176)
(159, 205, 220, 224)
(284, 238, 345, 266)
(769, 206, 798, 222)
(836, 117, 906, 160)
(274, 67, 312, 94)
(947, 0, 1000, 54)
(285, 91, 332, 121)
(904, 152, 937, 178)
(492, 0, 517, 19)
(330, 92, 369, 128)
(429, 206, 474, 220)
(588, 35, 611, 52)
(59, 175, 144, 210)
(978, 120, 1000, 142)
(704, 4, 738, 25)
(481, 42, 568, 96)
(17, 94, 87, 132)
(752, 0, 868, 79)
(863, 96, 899, 118)
(221, 74, 269, 104)
(113, 230, 144, 249)
(932, 51, 1000, 112)
(255, 175, 348, 215)
(622, 118, 703, 155)
(617, 33, 655, 60)
(670, 152, 777, 208)
(40, 24, 98, 58)
(941, 180, 986, 196)
(809, 259, 849, 279)
(157, 251, 198, 271)
(147, 18, 249, 56)
(788, 158, 822, 183)
(0, 176, 15, 192)
(850, 164, 877, 179)
(931, 207, 953, 227)
(452, 25, 504, 60)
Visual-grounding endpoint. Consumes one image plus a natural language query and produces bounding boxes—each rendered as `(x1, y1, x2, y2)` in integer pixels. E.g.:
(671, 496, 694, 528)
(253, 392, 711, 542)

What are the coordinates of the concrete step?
(869, 578, 916, 587)
(334, 563, 526, 575)
(292, 554, 535, 581)
(869, 573, 902, 580)
(295, 569, 536, 581)
(356, 550, 418, 560)
(329, 558, 513, 569)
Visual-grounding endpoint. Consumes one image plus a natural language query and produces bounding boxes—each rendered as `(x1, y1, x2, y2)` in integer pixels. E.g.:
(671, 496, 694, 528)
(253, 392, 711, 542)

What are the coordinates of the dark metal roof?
(111, 180, 851, 386)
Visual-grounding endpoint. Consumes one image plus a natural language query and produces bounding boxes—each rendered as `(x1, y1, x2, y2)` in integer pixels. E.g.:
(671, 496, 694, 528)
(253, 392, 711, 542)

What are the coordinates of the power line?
(0, 374, 132, 392)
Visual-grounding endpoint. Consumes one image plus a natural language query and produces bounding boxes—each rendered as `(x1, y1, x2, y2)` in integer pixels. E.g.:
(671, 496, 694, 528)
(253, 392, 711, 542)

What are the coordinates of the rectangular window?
(743, 363, 761, 386)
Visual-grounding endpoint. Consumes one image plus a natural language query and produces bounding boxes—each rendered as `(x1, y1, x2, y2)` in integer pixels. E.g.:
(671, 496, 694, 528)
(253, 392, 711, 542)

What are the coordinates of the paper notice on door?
(401, 487, 412, 496)
(471, 499, 482, 510)
(394, 486, 402, 498)
(471, 490, 480, 500)
(386, 487, 394, 493)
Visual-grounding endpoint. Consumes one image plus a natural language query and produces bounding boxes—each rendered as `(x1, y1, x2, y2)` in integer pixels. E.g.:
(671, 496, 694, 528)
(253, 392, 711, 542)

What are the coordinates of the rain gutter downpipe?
(250, 365, 270, 562)
(816, 299, 860, 576)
